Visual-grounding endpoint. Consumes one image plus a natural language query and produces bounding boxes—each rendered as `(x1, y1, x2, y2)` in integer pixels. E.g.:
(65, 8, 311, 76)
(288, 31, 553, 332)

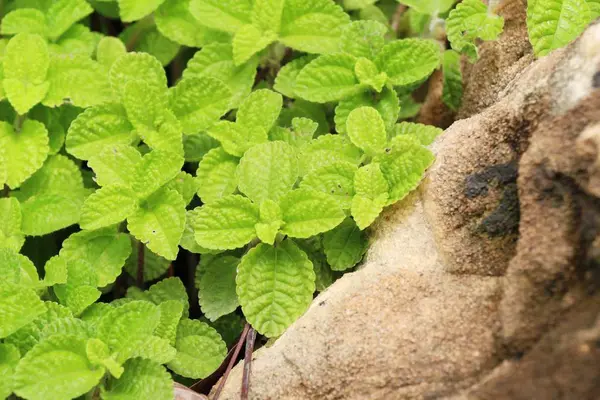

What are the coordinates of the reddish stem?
(241, 327, 256, 400)
(136, 241, 145, 288)
(212, 324, 251, 400)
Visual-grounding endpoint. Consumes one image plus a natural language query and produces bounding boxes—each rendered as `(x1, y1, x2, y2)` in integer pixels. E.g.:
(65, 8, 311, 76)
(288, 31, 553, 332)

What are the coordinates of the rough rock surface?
(210, 14, 600, 400)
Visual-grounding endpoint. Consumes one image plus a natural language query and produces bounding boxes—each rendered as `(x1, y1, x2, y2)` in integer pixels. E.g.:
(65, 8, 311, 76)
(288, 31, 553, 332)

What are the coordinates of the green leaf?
(323, 217, 367, 270)
(88, 145, 142, 188)
(127, 188, 186, 260)
(118, 0, 166, 22)
(16, 154, 84, 200)
(339, 20, 387, 59)
(196, 147, 239, 204)
(232, 24, 277, 65)
(183, 133, 219, 162)
(42, 256, 68, 286)
(192, 195, 260, 250)
(0, 198, 24, 251)
(279, 0, 351, 53)
(66, 104, 135, 161)
(167, 319, 227, 379)
(129, 336, 176, 364)
(237, 89, 283, 133)
(103, 358, 173, 400)
(126, 26, 181, 67)
(146, 277, 189, 311)
(183, 43, 257, 108)
(255, 199, 283, 244)
(270, 117, 318, 148)
(3, 33, 50, 114)
(1, 9, 48, 36)
(43, 55, 113, 108)
(0, 248, 39, 288)
(141, 110, 184, 156)
(236, 239, 315, 337)
(154, 300, 184, 345)
(51, 24, 102, 58)
(123, 80, 168, 135)
(273, 55, 317, 99)
(53, 260, 101, 315)
(334, 86, 399, 134)
(294, 53, 362, 103)
(86, 338, 123, 379)
(189, 0, 253, 33)
(60, 228, 131, 287)
(237, 141, 298, 204)
(169, 76, 232, 134)
(343, 0, 379, 10)
(131, 150, 184, 199)
(80, 185, 139, 230)
(96, 37, 127, 68)
(252, 0, 285, 32)
(351, 163, 389, 229)
(0, 284, 45, 338)
(375, 39, 440, 86)
(527, 0, 590, 57)
(441, 50, 463, 111)
(354, 57, 387, 92)
(13, 335, 104, 400)
(391, 122, 442, 146)
(0, 343, 20, 399)
(587, 0, 600, 18)
(0, 119, 49, 189)
(109, 52, 167, 101)
(299, 133, 363, 176)
(279, 100, 330, 136)
(397, 0, 456, 14)
(280, 188, 346, 238)
(166, 171, 198, 206)
(198, 255, 240, 321)
(207, 121, 268, 157)
(300, 161, 357, 209)
(346, 106, 387, 155)
(45, 0, 93, 40)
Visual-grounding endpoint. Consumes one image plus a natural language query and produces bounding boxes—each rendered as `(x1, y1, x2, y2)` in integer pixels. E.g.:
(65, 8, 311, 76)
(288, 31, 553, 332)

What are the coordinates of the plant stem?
(137, 241, 145, 288)
(13, 114, 25, 132)
(2, 185, 8, 198)
(391, 4, 407, 35)
(212, 324, 251, 400)
(241, 327, 256, 400)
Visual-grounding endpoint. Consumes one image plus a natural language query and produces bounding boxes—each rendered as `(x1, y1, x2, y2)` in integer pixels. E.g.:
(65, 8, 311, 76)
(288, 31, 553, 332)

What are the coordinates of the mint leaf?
(343, 0, 379, 9)
(323, 217, 367, 271)
(237, 89, 283, 133)
(207, 121, 267, 157)
(167, 319, 227, 379)
(375, 38, 440, 86)
(0, 198, 25, 251)
(0, 284, 45, 338)
(52, 24, 102, 58)
(42, 256, 68, 286)
(334, 86, 399, 134)
(153, 300, 184, 345)
(236, 239, 315, 337)
(269, 117, 318, 148)
(96, 37, 127, 68)
(13, 335, 104, 400)
(0, 119, 49, 189)
(273, 55, 316, 99)
(66, 104, 135, 161)
(280, 188, 346, 238)
(299, 133, 363, 175)
(85, 338, 123, 379)
(252, 0, 285, 32)
(131, 149, 184, 199)
(300, 161, 357, 209)
(527, 0, 590, 57)
(103, 358, 173, 400)
(294, 53, 362, 103)
(255, 199, 283, 244)
(441, 49, 463, 111)
(192, 195, 260, 250)
(46, 0, 93, 40)
(339, 20, 387, 59)
(80, 185, 139, 230)
(198, 255, 240, 321)
(183, 133, 219, 162)
(351, 163, 389, 229)
(87, 145, 142, 188)
(1, 9, 48, 36)
(0, 343, 20, 399)
(232, 24, 277, 65)
(166, 171, 198, 206)
(3, 33, 49, 114)
(123, 80, 168, 135)
(587, 0, 600, 18)
(189, 0, 253, 32)
(391, 122, 442, 146)
(346, 106, 387, 155)
(354, 57, 387, 92)
(122, 24, 180, 67)
(397, 0, 456, 14)
(196, 147, 239, 204)
(109, 53, 167, 101)
(238, 141, 298, 204)
(118, 0, 166, 22)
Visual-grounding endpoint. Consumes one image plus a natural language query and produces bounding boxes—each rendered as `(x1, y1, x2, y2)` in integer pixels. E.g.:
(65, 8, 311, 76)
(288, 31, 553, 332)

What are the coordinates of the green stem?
(13, 114, 25, 132)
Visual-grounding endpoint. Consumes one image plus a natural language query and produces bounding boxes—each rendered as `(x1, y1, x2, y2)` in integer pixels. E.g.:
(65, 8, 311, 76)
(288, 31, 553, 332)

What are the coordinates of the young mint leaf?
(208, 121, 267, 158)
(280, 188, 346, 238)
(146, 277, 189, 312)
(13, 334, 104, 400)
(96, 37, 127, 68)
(273, 55, 317, 99)
(391, 122, 442, 146)
(232, 24, 277, 65)
(527, 0, 590, 57)
(196, 147, 239, 204)
(127, 188, 186, 260)
(375, 38, 440, 87)
(236, 239, 315, 337)
(189, 0, 253, 32)
(66, 104, 135, 161)
(0, 343, 20, 399)
(103, 358, 173, 400)
(294, 53, 362, 103)
(143, 110, 184, 156)
(237, 141, 298, 204)
(53, 260, 102, 315)
(166, 171, 198, 206)
(0, 198, 25, 251)
(167, 319, 227, 379)
(346, 106, 387, 155)
(237, 89, 283, 133)
(183, 43, 257, 108)
(169, 76, 232, 134)
(323, 217, 367, 271)
(339, 20, 387, 59)
(46, 0, 93, 40)
(279, 0, 351, 53)
(270, 117, 318, 147)
(153, 300, 184, 346)
(252, 0, 285, 32)
(0, 119, 49, 189)
(1, 8, 48, 36)
(51, 24, 102, 58)
(299, 133, 363, 175)
(80, 185, 139, 230)
(441, 50, 463, 112)
(183, 132, 219, 162)
(3, 33, 50, 114)
(198, 255, 240, 321)
(334, 86, 399, 134)
(255, 199, 283, 244)
(397, 0, 456, 14)
(42, 256, 68, 286)
(85, 338, 124, 379)
(131, 149, 184, 199)
(587, 0, 600, 18)
(180, 211, 215, 254)
(354, 57, 387, 92)
(300, 161, 357, 209)
(88, 145, 142, 188)
(191, 195, 260, 250)
(109, 52, 167, 101)
(118, 0, 166, 22)
(351, 163, 389, 229)
(0, 284, 45, 338)
(123, 79, 168, 135)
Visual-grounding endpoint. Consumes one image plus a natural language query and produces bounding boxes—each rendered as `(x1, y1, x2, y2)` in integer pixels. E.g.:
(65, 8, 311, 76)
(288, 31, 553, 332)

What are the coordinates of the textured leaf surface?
(80, 185, 139, 230)
(0, 343, 20, 399)
(118, 0, 166, 22)
(323, 218, 367, 270)
(192, 195, 259, 250)
(165, 171, 197, 205)
(183, 133, 219, 162)
(397, 0, 456, 14)
(335, 86, 399, 134)
(131, 150, 184, 199)
(123, 79, 168, 135)
(252, 0, 285, 32)
(375, 39, 440, 86)
(109, 53, 167, 100)
(103, 358, 173, 400)
(273, 55, 316, 99)
(280, 189, 346, 238)
(232, 24, 277, 65)
(346, 106, 387, 155)
(236, 239, 315, 337)
(0, 197, 24, 251)
(88, 145, 141, 188)
(207, 121, 267, 157)
(339, 20, 387, 59)
(300, 161, 357, 210)
(299, 134, 363, 175)
(0, 284, 45, 339)
(391, 122, 442, 146)
(13, 335, 104, 400)
(294, 53, 362, 103)
(351, 163, 389, 229)
(96, 37, 127, 68)
(237, 89, 283, 133)
(196, 147, 239, 204)
(255, 199, 283, 244)
(46, 0, 93, 39)
(1, 9, 48, 36)
(198, 255, 240, 321)
(189, 0, 253, 32)
(237, 141, 298, 203)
